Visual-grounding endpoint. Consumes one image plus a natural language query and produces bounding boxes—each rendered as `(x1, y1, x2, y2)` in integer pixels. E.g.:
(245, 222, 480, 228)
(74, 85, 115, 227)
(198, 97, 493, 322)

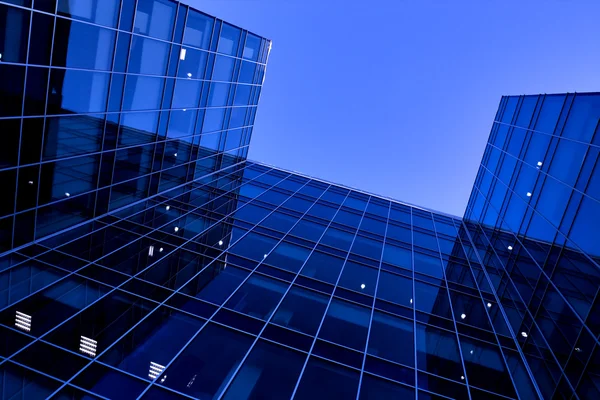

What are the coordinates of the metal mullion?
(151, 3, 185, 196)
(12, 4, 36, 249)
(354, 202, 391, 399)
(92, 0, 128, 218)
(289, 197, 373, 399)
(105, 0, 140, 211)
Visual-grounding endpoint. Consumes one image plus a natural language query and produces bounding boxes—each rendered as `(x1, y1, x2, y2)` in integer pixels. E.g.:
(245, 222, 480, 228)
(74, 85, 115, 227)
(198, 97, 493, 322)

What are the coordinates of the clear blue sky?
(192, 0, 600, 217)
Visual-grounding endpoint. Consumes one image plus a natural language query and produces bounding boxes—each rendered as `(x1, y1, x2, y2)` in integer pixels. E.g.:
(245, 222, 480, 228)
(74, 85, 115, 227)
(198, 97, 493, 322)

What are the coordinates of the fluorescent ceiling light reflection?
(149, 361, 166, 380)
(79, 336, 97, 357)
(15, 311, 31, 332)
(148, 246, 154, 257)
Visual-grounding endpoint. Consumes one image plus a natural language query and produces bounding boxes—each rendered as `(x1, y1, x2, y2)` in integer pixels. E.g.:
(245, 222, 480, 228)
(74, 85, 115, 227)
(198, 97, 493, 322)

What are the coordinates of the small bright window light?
(470, 350, 473, 354)
(0, 53, 2, 60)
(508, 246, 513, 251)
(487, 302, 492, 308)
(526, 192, 532, 197)
(521, 331, 528, 338)
(537, 161, 543, 167)
(15, 311, 31, 332)
(28, 180, 33, 185)
(360, 283, 366, 290)
(174, 152, 178, 157)
(65, 192, 70, 197)
(79, 336, 97, 357)
(159, 247, 164, 252)
(460, 313, 466, 319)
(148, 246, 154, 257)
(409, 298, 413, 304)
(166, 205, 170, 211)
(179, 48, 187, 60)
(187, 72, 192, 78)
(575, 347, 582, 352)
(218, 240, 223, 246)
(183, 108, 187, 111)
(174, 227, 179, 232)
(263, 254, 267, 258)
(149, 362, 166, 380)
(460, 376, 465, 380)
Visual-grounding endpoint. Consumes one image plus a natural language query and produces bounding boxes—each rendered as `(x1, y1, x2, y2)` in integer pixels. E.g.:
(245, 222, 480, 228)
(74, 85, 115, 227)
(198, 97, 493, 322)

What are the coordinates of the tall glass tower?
(0, 1, 599, 399)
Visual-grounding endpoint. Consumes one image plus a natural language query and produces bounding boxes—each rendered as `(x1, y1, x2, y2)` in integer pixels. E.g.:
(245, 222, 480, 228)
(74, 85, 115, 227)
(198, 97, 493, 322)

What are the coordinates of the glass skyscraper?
(0, 1, 598, 399)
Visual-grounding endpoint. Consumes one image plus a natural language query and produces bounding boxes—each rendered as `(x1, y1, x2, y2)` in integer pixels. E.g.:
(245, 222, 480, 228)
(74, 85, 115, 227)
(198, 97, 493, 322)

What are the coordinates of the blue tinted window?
(179, 47, 208, 79)
(417, 323, 464, 380)
(218, 23, 241, 55)
(223, 340, 305, 400)
(226, 274, 287, 319)
(213, 55, 235, 81)
(272, 286, 328, 335)
(562, 94, 600, 142)
(415, 281, 452, 319)
(294, 357, 359, 400)
(377, 271, 413, 307)
(535, 94, 565, 134)
(230, 232, 278, 261)
(234, 84, 252, 106)
(123, 76, 164, 111)
(382, 243, 412, 270)
(368, 311, 414, 366)
(173, 80, 201, 109)
(265, 241, 311, 273)
(569, 196, 600, 255)
(163, 323, 253, 399)
(359, 374, 414, 399)
(58, 0, 120, 27)
(51, 70, 109, 114)
(321, 227, 354, 251)
(134, 0, 176, 40)
(414, 252, 443, 278)
(184, 10, 213, 49)
(243, 33, 261, 61)
(300, 251, 344, 284)
(129, 36, 169, 75)
(202, 108, 225, 132)
(239, 61, 256, 84)
(0, 5, 31, 64)
(208, 83, 230, 107)
(193, 265, 248, 305)
(319, 299, 370, 351)
(53, 19, 115, 71)
(167, 110, 196, 139)
(338, 261, 377, 295)
(549, 138, 587, 186)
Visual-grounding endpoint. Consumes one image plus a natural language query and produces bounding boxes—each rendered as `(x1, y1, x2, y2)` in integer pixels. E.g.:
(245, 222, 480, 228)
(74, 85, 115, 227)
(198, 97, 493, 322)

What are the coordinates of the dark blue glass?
(294, 357, 360, 400)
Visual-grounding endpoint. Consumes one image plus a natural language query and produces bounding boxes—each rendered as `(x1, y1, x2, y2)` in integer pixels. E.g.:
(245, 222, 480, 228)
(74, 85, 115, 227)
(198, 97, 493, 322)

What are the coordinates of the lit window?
(79, 336, 97, 357)
(15, 311, 31, 332)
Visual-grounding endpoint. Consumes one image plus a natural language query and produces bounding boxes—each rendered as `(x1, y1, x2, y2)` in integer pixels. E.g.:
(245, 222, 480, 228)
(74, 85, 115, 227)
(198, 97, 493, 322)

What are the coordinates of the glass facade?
(0, 1, 599, 399)
(465, 93, 600, 399)
(0, 0, 270, 252)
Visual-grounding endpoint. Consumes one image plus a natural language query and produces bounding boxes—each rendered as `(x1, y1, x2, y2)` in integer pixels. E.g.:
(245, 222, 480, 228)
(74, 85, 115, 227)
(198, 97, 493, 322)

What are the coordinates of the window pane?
(243, 33, 261, 61)
(294, 357, 359, 400)
(359, 374, 414, 399)
(223, 340, 305, 400)
(162, 323, 253, 399)
(225, 274, 287, 320)
(208, 82, 230, 107)
(184, 10, 213, 49)
(134, 0, 176, 40)
(300, 251, 345, 284)
(377, 271, 413, 307)
(123, 76, 164, 111)
(264, 242, 311, 273)
(0, 5, 30, 64)
(50, 69, 109, 114)
(319, 299, 370, 351)
(368, 311, 414, 366)
(218, 23, 241, 55)
(417, 323, 464, 381)
(338, 261, 377, 295)
(58, 0, 120, 27)
(272, 286, 328, 335)
(128, 36, 169, 75)
(53, 19, 115, 71)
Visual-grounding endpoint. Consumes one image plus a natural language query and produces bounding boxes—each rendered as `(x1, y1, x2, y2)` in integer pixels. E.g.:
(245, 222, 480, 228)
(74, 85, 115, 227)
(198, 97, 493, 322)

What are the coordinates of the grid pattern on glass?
(464, 92, 600, 399)
(0, 0, 271, 252)
(0, 160, 539, 400)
